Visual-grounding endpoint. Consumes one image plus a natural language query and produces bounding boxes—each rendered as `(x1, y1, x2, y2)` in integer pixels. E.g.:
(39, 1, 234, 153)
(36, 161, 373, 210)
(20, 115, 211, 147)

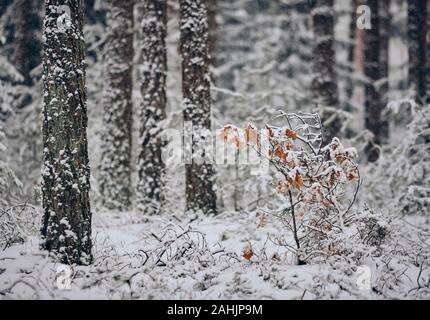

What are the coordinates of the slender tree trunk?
(206, 0, 217, 68)
(10, 0, 42, 85)
(99, 0, 133, 211)
(311, 0, 341, 144)
(41, 0, 92, 265)
(364, 0, 390, 162)
(346, 0, 360, 101)
(180, 0, 217, 215)
(136, 0, 167, 214)
(354, 24, 365, 75)
(408, 0, 428, 103)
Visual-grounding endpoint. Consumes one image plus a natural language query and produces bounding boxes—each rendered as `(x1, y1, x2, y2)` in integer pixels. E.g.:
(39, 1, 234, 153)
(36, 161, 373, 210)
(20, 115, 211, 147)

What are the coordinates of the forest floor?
(1, 208, 429, 300)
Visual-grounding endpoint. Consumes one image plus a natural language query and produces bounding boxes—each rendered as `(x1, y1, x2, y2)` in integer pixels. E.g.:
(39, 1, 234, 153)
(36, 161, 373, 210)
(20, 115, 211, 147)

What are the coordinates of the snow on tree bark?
(311, 0, 341, 144)
(10, 0, 42, 85)
(408, 0, 428, 103)
(364, 0, 390, 162)
(136, 0, 167, 214)
(41, 0, 92, 265)
(180, 0, 217, 215)
(99, 0, 133, 211)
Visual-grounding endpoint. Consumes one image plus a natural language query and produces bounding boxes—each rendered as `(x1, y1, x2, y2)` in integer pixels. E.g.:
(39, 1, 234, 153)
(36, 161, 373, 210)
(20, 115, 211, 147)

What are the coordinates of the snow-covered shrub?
(0, 104, 22, 208)
(356, 212, 388, 247)
(221, 112, 360, 264)
(0, 53, 42, 202)
(145, 225, 215, 267)
(363, 100, 430, 215)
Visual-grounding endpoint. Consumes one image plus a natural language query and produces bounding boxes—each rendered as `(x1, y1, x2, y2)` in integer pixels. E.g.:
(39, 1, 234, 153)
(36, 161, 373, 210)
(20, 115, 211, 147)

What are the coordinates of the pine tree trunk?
(136, 0, 167, 214)
(10, 0, 42, 85)
(364, 0, 390, 162)
(99, 0, 133, 211)
(408, 0, 428, 103)
(311, 0, 341, 144)
(180, 0, 217, 215)
(41, 0, 92, 265)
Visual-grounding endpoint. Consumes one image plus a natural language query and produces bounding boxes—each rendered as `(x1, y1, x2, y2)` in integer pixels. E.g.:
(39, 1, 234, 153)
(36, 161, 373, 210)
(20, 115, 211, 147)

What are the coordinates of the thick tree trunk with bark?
(364, 0, 390, 162)
(311, 0, 341, 144)
(180, 0, 217, 215)
(41, 0, 92, 265)
(99, 0, 133, 211)
(136, 0, 167, 214)
(408, 0, 428, 103)
(10, 0, 42, 85)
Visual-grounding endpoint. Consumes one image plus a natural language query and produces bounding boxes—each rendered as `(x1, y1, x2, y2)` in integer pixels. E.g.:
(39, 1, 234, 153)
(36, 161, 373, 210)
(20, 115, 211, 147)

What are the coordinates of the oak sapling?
(221, 112, 360, 265)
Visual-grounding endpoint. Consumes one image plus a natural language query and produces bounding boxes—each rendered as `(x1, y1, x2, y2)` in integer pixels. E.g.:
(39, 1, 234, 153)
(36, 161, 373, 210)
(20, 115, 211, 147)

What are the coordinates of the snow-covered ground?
(1, 208, 429, 300)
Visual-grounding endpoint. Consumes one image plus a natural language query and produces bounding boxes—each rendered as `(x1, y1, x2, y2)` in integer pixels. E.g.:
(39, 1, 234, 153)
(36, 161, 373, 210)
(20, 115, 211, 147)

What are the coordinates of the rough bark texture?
(41, 0, 92, 265)
(10, 0, 42, 85)
(180, 0, 217, 215)
(136, 0, 167, 214)
(99, 0, 133, 211)
(408, 0, 428, 103)
(311, 0, 341, 144)
(364, 0, 390, 162)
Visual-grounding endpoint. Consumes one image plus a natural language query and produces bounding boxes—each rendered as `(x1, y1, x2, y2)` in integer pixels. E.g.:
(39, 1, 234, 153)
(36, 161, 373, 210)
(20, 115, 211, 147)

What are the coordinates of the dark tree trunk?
(311, 0, 341, 144)
(41, 0, 92, 265)
(180, 0, 217, 215)
(346, 0, 358, 101)
(364, 0, 390, 162)
(206, 0, 217, 68)
(136, 0, 167, 214)
(99, 0, 133, 211)
(408, 0, 428, 103)
(10, 0, 42, 85)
